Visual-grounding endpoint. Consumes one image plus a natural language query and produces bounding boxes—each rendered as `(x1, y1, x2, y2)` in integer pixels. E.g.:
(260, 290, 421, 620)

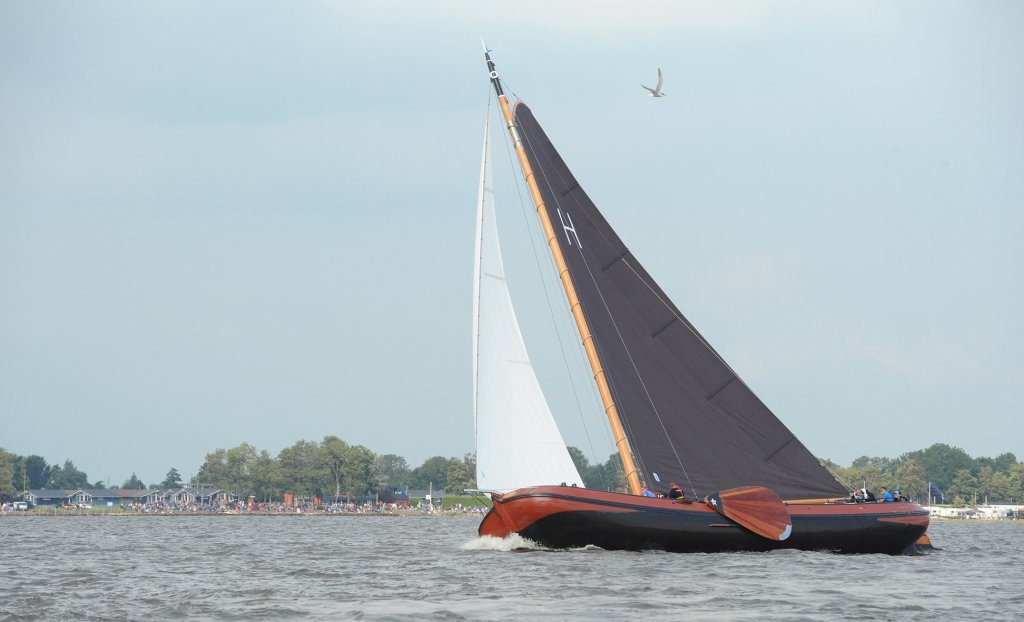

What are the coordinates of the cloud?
(337, 0, 887, 36)
(846, 334, 984, 385)
(696, 253, 796, 300)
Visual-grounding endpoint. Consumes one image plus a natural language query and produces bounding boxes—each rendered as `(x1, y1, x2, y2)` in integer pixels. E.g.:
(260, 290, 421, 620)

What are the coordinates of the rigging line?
(519, 120, 702, 496)
(497, 96, 603, 489)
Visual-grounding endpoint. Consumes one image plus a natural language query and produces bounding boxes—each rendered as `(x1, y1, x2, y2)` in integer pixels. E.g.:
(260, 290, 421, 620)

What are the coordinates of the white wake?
(462, 534, 545, 552)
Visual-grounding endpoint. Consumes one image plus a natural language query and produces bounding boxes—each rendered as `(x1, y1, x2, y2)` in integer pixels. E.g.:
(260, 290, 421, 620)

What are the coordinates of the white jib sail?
(473, 110, 584, 493)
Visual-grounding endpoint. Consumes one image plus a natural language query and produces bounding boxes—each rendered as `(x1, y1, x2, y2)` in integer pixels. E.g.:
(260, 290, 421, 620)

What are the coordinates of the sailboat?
(472, 43, 931, 554)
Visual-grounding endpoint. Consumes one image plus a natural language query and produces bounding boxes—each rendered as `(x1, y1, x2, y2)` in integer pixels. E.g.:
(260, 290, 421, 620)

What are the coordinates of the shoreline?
(0, 510, 482, 518)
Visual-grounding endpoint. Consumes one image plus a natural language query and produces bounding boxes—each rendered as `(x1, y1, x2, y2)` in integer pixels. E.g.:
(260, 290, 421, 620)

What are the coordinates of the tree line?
(0, 449, 152, 497)
(188, 436, 476, 501)
(823, 443, 1022, 505)
(0, 439, 477, 502)
(2, 441, 1020, 505)
(571, 443, 1024, 504)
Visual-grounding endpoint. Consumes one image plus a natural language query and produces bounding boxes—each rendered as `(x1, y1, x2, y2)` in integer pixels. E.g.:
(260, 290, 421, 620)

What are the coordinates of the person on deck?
(641, 487, 656, 497)
(668, 482, 684, 500)
(879, 487, 894, 502)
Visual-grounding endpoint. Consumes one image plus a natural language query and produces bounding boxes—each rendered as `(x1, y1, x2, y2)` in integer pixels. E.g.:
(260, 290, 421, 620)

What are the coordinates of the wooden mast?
(483, 42, 643, 496)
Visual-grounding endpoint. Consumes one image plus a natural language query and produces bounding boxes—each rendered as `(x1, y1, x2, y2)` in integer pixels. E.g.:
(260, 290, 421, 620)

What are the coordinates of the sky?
(1, 1, 1021, 487)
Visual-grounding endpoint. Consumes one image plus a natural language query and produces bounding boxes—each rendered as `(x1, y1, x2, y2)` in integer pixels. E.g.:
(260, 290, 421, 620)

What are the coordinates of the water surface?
(1, 516, 1021, 620)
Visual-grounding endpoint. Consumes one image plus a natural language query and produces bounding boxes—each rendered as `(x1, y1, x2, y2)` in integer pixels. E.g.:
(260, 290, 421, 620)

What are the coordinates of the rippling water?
(1, 516, 1021, 620)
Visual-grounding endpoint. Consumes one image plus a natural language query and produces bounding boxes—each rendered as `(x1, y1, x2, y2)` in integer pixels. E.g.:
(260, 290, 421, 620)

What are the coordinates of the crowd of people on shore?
(1, 499, 490, 516)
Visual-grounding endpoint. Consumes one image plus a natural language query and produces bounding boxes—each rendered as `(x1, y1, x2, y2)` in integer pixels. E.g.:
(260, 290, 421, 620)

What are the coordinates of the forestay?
(473, 114, 584, 493)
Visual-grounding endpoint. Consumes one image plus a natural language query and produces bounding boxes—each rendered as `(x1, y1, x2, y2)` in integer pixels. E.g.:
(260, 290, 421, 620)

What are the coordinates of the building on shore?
(18, 488, 163, 507)
(923, 504, 1023, 519)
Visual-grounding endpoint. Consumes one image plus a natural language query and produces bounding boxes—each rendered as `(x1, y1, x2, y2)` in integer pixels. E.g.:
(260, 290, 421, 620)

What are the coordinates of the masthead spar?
(481, 38, 504, 97)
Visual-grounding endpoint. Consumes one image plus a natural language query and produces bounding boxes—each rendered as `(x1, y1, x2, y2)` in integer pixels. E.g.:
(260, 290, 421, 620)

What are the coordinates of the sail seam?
(705, 376, 735, 402)
(763, 436, 796, 463)
(601, 251, 629, 272)
(650, 316, 678, 339)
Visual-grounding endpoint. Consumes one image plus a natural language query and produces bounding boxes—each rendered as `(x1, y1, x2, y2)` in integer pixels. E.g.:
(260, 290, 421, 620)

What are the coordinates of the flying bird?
(642, 68, 665, 97)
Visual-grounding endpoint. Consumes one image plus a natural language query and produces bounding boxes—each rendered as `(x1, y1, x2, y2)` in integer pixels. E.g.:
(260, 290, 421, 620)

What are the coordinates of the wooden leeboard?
(706, 486, 792, 541)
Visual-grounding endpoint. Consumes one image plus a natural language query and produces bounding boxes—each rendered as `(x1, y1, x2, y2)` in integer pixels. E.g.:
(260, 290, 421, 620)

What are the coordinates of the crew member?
(668, 482, 684, 500)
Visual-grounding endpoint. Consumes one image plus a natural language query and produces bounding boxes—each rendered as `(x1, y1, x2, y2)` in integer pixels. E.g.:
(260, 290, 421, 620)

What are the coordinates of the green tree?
(992, 452, 1018, 473)
(567, 447, 626, 490)
(411, 456, 455, 491)
(122, 473, 146, 490)
(196, 448, 229, 486)
(251, 450, 279, 501)
(376, 454, 412, 489)
(851, 456, 895, 473)
(92, 480, 107, 490)
(588, 453, 626, 492)
(1007, 464, 1024, 503)
(344, 445, 381, 498)
(195, 443, 260, 492)
(51, 460, 89, 489)
(161, 468, 183, 489)
(10, 455, 27, 492)
(0, 448, 15, 500)
(444, 454, 476, 494)
(462, 453, 477, 488)
(946, 469, 980, 504)
(893, 458, 927, 502)
(25, 455, 50, 489)
(906, 443, 974, 491)
(567, 446, 591, 481)
(224, 443, 259, 493)
(277, 440, 328, 497)
(321, 436, 350, 501)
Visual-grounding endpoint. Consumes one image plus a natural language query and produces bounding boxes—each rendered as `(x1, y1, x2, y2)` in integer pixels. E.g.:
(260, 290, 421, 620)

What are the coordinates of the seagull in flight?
(642, 68, 666, 97)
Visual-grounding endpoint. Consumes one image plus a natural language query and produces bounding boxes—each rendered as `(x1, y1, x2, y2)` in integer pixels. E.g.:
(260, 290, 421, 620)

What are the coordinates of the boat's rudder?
(901, 533, 939, 555)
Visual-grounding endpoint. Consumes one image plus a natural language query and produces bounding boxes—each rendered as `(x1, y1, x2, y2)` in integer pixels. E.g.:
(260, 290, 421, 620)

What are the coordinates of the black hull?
(518, 508, 924, 554)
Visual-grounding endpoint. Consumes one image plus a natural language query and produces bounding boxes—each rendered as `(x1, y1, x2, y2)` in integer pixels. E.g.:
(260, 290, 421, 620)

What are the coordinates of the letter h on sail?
(557, 208, 582, 247)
